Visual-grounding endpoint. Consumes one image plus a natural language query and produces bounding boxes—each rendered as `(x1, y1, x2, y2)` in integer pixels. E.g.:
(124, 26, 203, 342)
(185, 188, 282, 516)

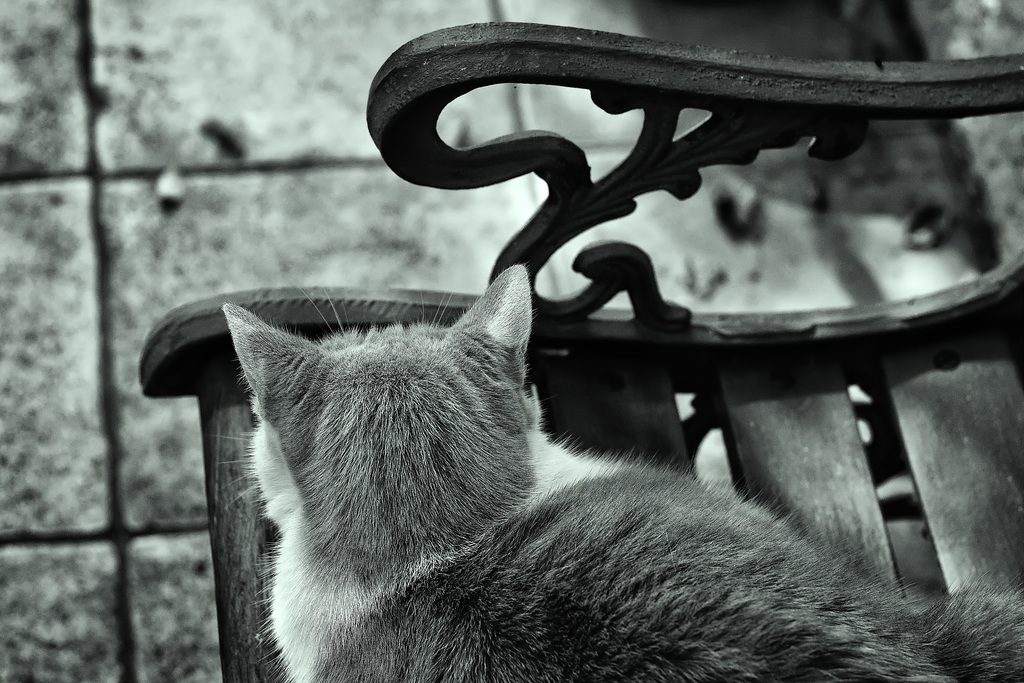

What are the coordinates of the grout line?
(75, 1, 138, 682)
(0, 530, 111, 546)
(0, 139, 643, 187)
(105, 154, 389, 180)
(0, 521, 211, 547)
(122, 521, 213, 538)
(0, 155, 388, 185)
(0, 168, 93, 183)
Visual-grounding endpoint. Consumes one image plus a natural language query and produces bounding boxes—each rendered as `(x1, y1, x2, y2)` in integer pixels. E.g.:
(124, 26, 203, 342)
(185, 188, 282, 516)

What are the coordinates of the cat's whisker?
(221, 472, 254, 495)
(429, 295, 440, 327)
(431, 291, 447, 326)
(433, 290, 453, 327)
(229, 478, 256, 495)
(299, 286, 331, 333)
(208, 434, 251, 442)
(538, 391, 560, 405)
(257, 640, 286, 669)
(321, 286, 346, 329)
(226, 485, 255, 508)
(444, 291, 455, 323)
(225, 489, 250, 505)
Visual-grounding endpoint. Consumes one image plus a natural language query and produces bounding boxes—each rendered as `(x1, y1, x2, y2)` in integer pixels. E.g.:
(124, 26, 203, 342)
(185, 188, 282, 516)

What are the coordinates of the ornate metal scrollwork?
(571, 242, 692, 331)
(490, 89, 867, 327)
(368, 22, 1024, 333)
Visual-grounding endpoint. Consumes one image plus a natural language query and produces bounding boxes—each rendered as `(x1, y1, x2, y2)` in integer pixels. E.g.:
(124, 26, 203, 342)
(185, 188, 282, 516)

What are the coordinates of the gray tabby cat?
(224, 265, 1024, 683)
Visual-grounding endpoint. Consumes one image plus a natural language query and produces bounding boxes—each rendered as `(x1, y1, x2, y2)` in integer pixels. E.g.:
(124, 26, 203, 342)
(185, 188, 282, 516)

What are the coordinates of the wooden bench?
(140, 23, 1024, 682)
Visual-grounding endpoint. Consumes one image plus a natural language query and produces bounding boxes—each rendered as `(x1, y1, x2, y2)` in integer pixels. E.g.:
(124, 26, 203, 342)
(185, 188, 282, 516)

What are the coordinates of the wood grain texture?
(883, 331, 1024, 590)
(534, 352, 690, 471)
(196, 356, 282, 683)
(718, 354, 897, 583)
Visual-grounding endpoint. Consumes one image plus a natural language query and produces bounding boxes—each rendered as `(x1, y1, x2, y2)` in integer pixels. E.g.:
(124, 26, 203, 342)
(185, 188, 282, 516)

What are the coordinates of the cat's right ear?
(455, 265, 533, 351)
(222, 303, 317, 406)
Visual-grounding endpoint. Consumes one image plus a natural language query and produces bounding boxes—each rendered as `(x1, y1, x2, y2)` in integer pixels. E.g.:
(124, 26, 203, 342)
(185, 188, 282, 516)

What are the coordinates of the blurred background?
(2, 0, 1023, 680)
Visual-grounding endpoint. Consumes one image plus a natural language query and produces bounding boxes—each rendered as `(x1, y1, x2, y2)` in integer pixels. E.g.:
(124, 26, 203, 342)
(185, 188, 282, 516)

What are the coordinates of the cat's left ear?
(455, 265, 533, 351)
(222, 303, 319, 407)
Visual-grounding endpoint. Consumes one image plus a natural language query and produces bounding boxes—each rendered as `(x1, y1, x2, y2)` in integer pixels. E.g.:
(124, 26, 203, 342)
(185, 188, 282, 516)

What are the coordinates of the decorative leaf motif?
(368, 23, 1024, 336)
(492, 92, 865, 327)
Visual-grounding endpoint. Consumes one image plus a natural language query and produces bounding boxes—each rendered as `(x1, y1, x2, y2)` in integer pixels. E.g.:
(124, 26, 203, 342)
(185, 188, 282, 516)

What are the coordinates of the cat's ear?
(456, 265, 533, 350)
(222, 303, 318, 406)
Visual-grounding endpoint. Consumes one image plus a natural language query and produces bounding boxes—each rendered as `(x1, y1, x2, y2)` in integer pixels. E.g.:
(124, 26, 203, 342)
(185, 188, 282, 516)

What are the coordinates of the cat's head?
(223, 266, 537, 581)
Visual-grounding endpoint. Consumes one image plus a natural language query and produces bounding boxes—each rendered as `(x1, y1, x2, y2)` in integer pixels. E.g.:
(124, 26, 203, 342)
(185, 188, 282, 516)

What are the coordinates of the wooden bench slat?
(718, 354, 897, 583)
(196, 356, 281, 683)
(533, 352, 690, 471)
(882, 330, 1024, 590)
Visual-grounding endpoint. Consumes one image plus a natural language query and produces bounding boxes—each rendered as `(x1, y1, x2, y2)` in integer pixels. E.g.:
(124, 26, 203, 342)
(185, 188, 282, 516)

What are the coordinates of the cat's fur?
(224, 265, 1024, 683)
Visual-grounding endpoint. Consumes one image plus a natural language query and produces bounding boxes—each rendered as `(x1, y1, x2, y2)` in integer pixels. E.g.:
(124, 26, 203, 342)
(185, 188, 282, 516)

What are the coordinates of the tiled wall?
(2, 1, 533, 680)
(1, 1, 1017, 681)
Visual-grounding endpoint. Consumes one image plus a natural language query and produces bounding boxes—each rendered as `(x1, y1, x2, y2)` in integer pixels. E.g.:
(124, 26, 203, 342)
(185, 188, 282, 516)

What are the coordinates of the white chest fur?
(272, 517, 372, 683)
(527, 430, 626, 499)
(251, 421, 373, 682)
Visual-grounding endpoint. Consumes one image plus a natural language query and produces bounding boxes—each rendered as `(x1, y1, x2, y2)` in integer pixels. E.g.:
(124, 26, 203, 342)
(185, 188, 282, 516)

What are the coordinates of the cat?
(223, 265, 1024, 683)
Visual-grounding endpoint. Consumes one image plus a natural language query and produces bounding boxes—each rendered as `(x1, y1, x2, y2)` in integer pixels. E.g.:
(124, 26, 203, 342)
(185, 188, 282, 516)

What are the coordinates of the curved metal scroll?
(572, 242, 693, 331)
(484, 92, 867, 324)
(368, 22, 1024, 331)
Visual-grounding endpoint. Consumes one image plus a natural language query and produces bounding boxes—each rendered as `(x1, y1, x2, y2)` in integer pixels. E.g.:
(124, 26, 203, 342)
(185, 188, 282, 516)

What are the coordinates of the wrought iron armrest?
(367, 22, 1024, 338)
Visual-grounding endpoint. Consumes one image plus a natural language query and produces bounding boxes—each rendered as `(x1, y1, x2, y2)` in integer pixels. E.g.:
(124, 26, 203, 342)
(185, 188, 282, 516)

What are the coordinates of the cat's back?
(334, 468, 949, 683)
